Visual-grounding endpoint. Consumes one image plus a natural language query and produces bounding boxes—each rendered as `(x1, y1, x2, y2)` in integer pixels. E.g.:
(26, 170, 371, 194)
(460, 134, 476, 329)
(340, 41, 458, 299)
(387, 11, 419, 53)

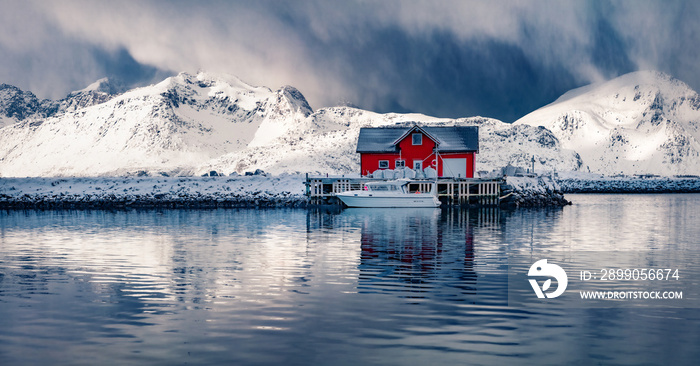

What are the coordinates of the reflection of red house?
(356, 125, 479, 178)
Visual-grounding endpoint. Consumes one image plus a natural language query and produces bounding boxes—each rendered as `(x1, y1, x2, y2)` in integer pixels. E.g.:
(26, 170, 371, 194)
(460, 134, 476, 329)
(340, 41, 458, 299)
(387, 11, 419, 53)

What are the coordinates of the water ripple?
(0, 197, 699, 364)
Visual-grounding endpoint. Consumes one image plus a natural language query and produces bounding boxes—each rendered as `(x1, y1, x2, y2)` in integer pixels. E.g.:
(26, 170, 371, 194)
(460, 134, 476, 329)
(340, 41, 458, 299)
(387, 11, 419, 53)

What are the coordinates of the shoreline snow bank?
(3, 174, 698, 210)
(557, 176, 700, 193)
(0, 175, 309, 209)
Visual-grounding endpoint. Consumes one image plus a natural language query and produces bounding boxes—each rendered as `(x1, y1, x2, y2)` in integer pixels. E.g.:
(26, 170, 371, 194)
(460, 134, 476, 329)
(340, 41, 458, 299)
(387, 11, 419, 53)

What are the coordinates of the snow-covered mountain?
(0, 78, 126, 129)
(0, 84, 59, 128)
(202, 110, 581, 176)
(0, 71, 576, 177)
(1, 70, 696, 177)
(58, 77, 124, 113)
(0, 72, 312, 176)
(515, 71, 700, 175)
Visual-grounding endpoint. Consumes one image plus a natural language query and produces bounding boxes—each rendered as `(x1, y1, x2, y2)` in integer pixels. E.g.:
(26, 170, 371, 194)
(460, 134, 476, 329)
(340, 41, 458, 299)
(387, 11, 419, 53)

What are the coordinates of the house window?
(395, 160, 405, 168)
(412, 133, 422, 145)
(413, 160, 422, 170)
(378, 160, 389, 169)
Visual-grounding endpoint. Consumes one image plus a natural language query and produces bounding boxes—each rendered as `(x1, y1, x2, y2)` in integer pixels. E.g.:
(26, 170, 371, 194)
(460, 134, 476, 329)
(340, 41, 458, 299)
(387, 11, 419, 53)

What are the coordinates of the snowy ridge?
(1, 70, 698, 177)
(202, 110, 581, 176)
(0, 71, 578, 177)
(59, 77, 123, 113)
(515, 71, 700, 175)
(0, 78, 125, 128)
(0, 71, 312, 177)
(0, 84, 58, 128)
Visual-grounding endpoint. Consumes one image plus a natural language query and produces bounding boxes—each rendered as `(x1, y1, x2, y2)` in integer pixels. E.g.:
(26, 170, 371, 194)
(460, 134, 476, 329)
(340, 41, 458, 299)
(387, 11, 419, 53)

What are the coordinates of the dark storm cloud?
(1, 1, 699, 121)
(90, 47, 172, 90)
(0, 2, 172, 99)
(290, 24, 577, 121)
(293, 23, 581, 122)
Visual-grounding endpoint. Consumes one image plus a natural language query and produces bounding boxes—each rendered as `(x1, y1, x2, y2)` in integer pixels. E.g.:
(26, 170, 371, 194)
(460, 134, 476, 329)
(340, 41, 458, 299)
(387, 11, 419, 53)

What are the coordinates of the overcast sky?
(1, 1, 698, 122)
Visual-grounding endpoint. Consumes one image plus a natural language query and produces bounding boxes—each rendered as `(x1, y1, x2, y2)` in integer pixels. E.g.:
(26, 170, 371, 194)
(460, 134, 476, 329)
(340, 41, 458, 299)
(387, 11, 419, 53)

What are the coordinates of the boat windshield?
(364, 183, 404, 192)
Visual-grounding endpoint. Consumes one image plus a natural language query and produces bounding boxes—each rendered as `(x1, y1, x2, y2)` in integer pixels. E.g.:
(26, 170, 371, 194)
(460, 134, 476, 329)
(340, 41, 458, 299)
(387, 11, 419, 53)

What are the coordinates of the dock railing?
(304, 174, 503, 206)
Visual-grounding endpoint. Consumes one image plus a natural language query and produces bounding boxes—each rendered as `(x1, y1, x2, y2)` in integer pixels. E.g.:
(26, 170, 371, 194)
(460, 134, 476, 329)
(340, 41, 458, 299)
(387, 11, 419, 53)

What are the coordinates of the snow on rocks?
(500, 176, 571, 208)
(0, 173, 575, 209)
(0, 174, 308, 209)
(557, 175, 700, 193)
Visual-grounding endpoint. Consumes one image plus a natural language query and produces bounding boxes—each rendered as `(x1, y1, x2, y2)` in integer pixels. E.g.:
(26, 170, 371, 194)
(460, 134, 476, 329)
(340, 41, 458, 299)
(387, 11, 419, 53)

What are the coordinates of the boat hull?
(336, 192, 441, 208)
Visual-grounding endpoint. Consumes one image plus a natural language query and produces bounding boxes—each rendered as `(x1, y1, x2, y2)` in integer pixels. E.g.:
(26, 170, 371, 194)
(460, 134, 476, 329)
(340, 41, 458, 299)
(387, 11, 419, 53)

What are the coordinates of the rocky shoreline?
(0, 176, 309, 210)
(0, 175, 574, 210)
(0, 194, 309, 209)
(3, 175, 698, 210)
(499, 176, 571, 208)
(557, 177, 700, 193)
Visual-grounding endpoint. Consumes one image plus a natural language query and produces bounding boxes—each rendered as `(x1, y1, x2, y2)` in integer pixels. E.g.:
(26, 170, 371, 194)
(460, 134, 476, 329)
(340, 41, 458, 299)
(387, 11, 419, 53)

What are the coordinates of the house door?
(442, 158, 467, 177)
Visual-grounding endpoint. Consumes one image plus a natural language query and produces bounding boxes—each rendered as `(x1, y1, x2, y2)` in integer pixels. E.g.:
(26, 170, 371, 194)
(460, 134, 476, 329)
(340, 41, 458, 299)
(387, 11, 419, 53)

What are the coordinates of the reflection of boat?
(336, 180, 440, 208)
(348, 207, 480, 299)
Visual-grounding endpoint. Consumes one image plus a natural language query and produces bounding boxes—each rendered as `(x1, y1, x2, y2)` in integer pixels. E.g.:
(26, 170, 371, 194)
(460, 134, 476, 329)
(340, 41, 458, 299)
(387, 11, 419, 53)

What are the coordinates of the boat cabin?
(363, 181, 407, 192)
(355, 125, 479, 178)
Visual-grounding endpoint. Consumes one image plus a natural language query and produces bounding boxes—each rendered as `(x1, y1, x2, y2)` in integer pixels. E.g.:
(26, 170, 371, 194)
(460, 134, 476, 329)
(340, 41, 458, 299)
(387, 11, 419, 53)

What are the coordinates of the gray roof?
(356, 125, 479, 153)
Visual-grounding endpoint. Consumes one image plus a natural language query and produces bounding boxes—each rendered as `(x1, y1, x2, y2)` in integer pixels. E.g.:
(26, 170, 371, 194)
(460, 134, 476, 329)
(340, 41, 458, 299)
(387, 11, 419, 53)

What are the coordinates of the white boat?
(336, 180, 441, 208)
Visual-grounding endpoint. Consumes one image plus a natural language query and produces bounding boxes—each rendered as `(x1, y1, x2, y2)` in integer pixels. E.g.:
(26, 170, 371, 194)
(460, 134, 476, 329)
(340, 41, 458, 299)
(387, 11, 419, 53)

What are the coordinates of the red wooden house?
(356, 125, 479, 178)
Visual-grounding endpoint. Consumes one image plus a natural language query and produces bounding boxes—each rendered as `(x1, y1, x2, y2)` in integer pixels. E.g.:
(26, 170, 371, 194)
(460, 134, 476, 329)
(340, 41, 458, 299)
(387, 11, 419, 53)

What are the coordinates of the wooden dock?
(305, 175, 503, 206)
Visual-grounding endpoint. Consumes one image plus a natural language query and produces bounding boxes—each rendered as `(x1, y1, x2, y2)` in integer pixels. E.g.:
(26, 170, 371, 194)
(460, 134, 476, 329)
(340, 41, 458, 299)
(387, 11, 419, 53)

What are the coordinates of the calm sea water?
(1, 194, 699, 365)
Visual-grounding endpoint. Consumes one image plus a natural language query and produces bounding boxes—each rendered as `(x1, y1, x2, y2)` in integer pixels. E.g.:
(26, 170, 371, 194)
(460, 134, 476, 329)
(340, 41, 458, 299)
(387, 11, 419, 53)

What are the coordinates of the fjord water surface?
(1, 194, 699, 365)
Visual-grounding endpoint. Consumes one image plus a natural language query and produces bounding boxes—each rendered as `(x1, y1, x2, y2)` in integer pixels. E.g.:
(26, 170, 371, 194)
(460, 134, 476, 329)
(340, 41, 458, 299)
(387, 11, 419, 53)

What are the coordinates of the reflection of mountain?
(348, 208, 487, 302)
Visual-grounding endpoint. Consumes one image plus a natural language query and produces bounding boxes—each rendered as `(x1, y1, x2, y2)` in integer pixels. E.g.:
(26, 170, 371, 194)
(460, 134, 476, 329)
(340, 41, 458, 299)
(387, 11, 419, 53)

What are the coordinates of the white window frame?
(412, 133, 422, 145)
(413, 160, 422, 170)
(395, 159, 405, 168)
(378, 160, 389, 169)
